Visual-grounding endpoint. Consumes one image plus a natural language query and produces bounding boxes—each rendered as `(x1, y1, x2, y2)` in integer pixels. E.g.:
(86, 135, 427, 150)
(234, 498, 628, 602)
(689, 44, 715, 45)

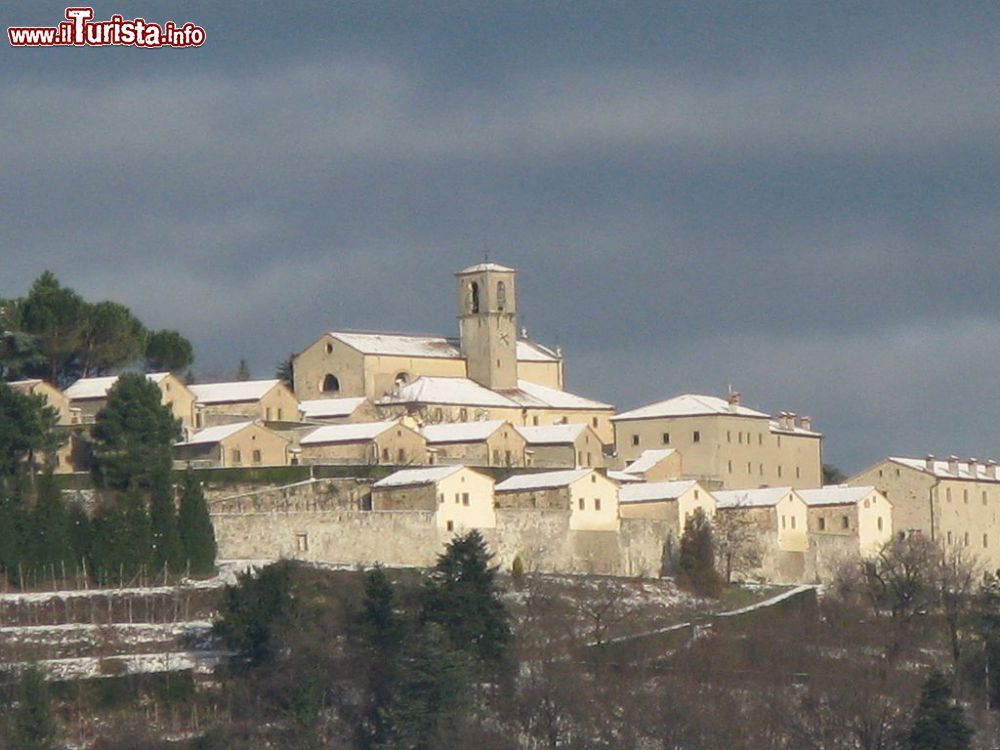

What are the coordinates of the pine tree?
(213, 561, 296, 666)
(908, 671, 973, 749)
(358, 567, 403, 749)
(376, 623, 470, 750)
(90, 372, 180, 491)
(676, 507, 722, 597)
(237, 358, 251, 381)
(149, 482, 183, 574)
(8, 666, 60, 750)
(178, 471, 216, 575)
(420, 530, 511, 665)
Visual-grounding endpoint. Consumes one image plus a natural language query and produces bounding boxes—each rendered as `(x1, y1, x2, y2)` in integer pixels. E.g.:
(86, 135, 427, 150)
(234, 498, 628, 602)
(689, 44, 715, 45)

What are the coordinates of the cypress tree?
(676, 507, 722, 598)
(178, 471, 216, 575)
(27, 470, 73, 577)
(121, 486, 152, 581)
(149, 481, 183, 574)
(908, 670, 973, 750)
(358, 567, 403, 749)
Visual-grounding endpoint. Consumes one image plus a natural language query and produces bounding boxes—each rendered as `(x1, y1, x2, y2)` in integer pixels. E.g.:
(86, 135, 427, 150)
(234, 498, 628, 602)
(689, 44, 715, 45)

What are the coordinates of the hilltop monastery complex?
(15, 262, 1000, 580)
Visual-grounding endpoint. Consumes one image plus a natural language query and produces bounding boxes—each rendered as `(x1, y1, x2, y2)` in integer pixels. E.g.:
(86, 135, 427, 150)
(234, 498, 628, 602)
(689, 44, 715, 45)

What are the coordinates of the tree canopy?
(90, 372, 181, 491)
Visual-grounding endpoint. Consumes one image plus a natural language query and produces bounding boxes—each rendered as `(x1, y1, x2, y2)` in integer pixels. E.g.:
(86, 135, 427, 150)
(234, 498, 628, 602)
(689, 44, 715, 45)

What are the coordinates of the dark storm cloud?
(2, 2, 998, 471)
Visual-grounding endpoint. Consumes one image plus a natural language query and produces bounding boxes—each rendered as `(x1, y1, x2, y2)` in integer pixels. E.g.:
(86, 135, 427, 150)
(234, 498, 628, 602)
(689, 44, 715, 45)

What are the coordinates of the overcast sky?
(3, 1, 998, 472)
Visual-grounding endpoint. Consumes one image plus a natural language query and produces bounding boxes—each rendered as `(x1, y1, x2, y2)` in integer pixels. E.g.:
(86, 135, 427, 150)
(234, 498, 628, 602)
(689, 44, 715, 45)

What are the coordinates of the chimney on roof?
(947, 455, 959, 475)
(968, 457, 978, 476)
(800, 416, 812, 431)
(987, 460, 998, 480)
(728, 390, 741, 406)
(925, 454, 935, 472)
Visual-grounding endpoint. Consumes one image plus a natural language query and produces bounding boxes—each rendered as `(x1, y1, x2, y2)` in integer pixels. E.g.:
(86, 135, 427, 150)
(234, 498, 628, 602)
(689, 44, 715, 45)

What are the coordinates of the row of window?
(230, 449, 262, 465)
(946, 530, 993, 549)
(727, 430, 764, 446)
(577, 497, 602, 511)
(944, 487, 995, 505)
(726, 460, 801, 479)
(439, 492, 471, 506)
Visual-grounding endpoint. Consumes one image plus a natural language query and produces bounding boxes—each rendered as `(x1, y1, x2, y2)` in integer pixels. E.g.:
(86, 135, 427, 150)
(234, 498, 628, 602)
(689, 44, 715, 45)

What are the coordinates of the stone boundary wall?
(206, 480, 868, 581)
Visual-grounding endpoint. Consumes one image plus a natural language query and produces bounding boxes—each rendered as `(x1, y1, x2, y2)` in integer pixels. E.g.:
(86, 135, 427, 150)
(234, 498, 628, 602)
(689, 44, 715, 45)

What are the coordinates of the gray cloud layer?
(2, 2, 998, 472)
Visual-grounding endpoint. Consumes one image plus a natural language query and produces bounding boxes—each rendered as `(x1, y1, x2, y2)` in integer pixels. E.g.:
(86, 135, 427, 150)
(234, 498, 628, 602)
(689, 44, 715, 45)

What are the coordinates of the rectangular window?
(693, 431, 700, 443)
(758, 434, 762, 445)
(727, 460, 733, 473)
(796, 467, 801, 479)
(877, 517, 884, 531)
(818, 517, 826, 531)
(492, 449, 500, 465)
(438, 493, 445, 504)
(265, 407, 272, 420)
(841, 516, 849, 530)
(381, 448, 389, 461)
(231, 449, 241, 465)
(964, 532, 970, 547)
(447, 520, 454, 531)
(295, 533, 308, 552)
(738, 432, 743, 444)
(455, 493, 460, 504)
(983, 491, 988, 505)
(963, 489, 969, 504)
(947, 531, 953, 545)
(533, 416, 540, 425)
(462, 493, 470, 506)
(578, 498, 584, 510)
(759, 463, 764, 475)
(577, 451, 583, 465)
(277, 408, 283, 420)
(252, 449, 262, 465)
(397, 448, 405, 462)
(778, 466, 782, 478)
(632, 435, 640, 446)
(505, 450, 512, 465)
(726, 431, 731, 443)
(781, 515, 786, 529)
(592, 417, 598, 428)
(984, 534, 989, 548)
(791, 516, 796, 529)
(595, 498, 601, 511)
(662, 432, 670, 445)
(747, 462, 752, 474)
(946, 488, 952, 502)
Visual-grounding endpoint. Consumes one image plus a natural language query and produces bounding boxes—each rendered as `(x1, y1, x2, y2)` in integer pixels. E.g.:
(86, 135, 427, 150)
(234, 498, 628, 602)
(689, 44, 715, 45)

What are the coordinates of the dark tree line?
(0, 271, 193, 386)
(0, 374, 215, 588)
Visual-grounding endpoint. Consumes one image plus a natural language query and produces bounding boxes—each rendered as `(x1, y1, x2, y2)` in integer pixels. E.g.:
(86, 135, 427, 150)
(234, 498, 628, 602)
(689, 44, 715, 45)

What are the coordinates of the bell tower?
(456, 262, 518, 390)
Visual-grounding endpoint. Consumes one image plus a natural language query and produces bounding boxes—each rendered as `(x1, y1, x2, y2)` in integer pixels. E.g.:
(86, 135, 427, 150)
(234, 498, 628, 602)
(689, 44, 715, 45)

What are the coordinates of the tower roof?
(455, 262, 516, 275)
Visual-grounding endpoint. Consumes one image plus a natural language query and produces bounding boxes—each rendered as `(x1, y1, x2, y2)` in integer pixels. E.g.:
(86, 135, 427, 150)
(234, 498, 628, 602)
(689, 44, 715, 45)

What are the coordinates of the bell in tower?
(455, 262, 518, 390)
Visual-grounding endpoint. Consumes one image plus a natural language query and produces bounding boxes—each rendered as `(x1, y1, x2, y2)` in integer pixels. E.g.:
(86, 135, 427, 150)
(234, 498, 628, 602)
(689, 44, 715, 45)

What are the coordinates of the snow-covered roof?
(177, 421, 256, 446)
(189, 379, 284, 405)
(607, 470, 644, 484)
(64, 372, 173, 401)
(714, 487, 796, 509)
(421, 420, 507, 444)
(768, 419, 822, 437)
(299, 397, 367, 419)
(501, 380, 613, 411)
(622, 449, 676, 476)
(515, 423, 588, 445)
(612, 394, 769, 422)
(378, 376, 516, 408)
(798, 485, 879, 507)
(516, 340, 561, 362)
(326, 330, 558, 364)
(495, 469, 592, 492)
(620, 480, 701, 504)
(889, 456, 1000, 483)
(456, 262, 516, 274)
(372, 465, 467, 489)
(300, 421, 402, 445)
(330, 332, 461, 359)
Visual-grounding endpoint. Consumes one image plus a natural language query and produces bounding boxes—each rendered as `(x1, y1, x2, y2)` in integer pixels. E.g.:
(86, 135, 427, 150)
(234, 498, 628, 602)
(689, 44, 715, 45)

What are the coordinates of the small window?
(693, 431, 700, 443)
(778, 466, 783, 478)
(727, 431, 731, 443)
(594, 498, 601, 511)
(252, 449, 262, 465)
(662, 432, 670, 445)
(747, 462, 751, 474)
(781, 515, 786, 529)
(381, 448, 389, 461)
(796, 467, 801, 479)
(841, 516, 849, 530)
(947, 488, 952, 502)
(322, 374, 340, 393)
(592, 417, 598, 428)
(983, 491, 988, 505)
(505, 450, 512, 465)
(438, 493, 445, 504)
(578, 498, 585, 510)
(296, 533, 308, 552)
(984, 534, 989, 549)
(591, 474, 596, 483)
(195, 412, 203, 428)
(694, 489, 699, 499)
(447, 520, 454, 532)
(325, 342, 334, 354)
(462, 493, 470, 506)
(459, 408, 468, 421)
(877, 517, 883, 531)
(265, 407, 272, 420)
(727, 460, 733, 473)
(533, 416, 540, 425)
(947, 531, 953, 545)
(632, 435, 640, 446)
(397, 448, 405, 462)
(758, 434, 762, 445)
(455, 493, 460, 504)
(759, 463, 764, 475)
(964, 532, 970, 547)
(791, 516, 796, 529)
(492, 449, 500, 465)
(818, 517, 826, 531)
(963, 489, 969, 504)
(497, 281, 507, 311)
(738, 432, 743, 445)
(469, 281, 480, 313)
(577, 451, 583, 465)
(895, 468, 900, 476)
(277, 408, 283, 420)
(231, 449, 242, 465)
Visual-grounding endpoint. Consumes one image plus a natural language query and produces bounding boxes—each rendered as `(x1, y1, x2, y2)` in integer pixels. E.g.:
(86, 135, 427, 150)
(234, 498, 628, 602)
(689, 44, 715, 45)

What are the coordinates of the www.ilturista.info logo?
(8, 7, 205, 48)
